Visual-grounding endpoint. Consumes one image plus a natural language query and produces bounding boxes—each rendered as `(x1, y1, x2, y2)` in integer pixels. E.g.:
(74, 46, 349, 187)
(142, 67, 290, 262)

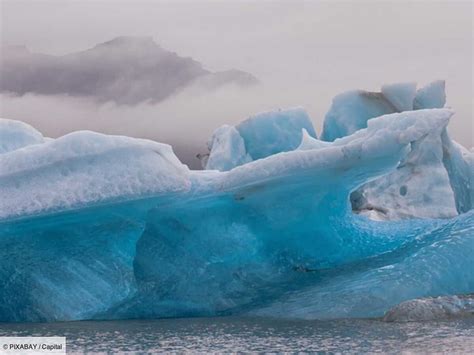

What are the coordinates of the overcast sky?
(1, 0, 472, 167)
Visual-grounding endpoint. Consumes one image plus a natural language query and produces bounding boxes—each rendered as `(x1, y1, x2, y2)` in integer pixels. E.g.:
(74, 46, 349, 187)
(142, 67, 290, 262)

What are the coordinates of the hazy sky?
(1, 0, 472, 167)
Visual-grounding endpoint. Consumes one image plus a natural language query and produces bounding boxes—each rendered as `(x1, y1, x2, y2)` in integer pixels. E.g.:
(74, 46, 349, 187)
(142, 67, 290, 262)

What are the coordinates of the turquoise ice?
(0, 84, 472, 322)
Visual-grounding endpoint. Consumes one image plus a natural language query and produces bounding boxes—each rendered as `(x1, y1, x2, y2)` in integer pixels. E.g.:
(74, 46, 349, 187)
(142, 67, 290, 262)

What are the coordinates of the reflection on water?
(1, 316, 473, 353)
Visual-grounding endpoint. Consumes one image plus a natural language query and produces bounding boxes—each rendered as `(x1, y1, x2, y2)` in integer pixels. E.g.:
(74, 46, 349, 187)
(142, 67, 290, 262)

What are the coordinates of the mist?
(1, 1, 472, 168)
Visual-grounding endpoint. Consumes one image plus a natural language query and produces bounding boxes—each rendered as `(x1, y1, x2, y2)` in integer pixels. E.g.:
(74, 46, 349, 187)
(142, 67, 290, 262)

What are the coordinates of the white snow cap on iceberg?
(0, 129, 190, 219)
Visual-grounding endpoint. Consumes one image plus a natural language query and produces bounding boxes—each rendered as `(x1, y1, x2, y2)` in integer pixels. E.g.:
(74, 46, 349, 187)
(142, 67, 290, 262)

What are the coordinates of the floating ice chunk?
(414, 80, 446, 109)
(321, 90, 397, 141)
(205, 107, 317, 171)
(381, 82, 416, 112)
(383, 294, 474, 322)
(205, 125, 251, 171)
(0, 118, 45, 154)
(0, 131, 190, 219)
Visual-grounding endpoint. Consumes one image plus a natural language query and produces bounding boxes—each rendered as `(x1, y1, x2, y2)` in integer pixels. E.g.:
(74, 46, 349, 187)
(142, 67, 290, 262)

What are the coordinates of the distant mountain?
(0, 36, 259, 105)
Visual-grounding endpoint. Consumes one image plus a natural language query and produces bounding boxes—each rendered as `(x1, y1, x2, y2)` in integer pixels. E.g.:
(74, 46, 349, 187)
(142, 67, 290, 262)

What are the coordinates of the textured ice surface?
(0, 85, 472, 323)
(252, 211, 474, 320)
(352, 109, 457, 220)
(318, 82, 463, 220)
(205, 107, 316, 171)
(383, 294, 474, 322)
(0, 131, 190, 219)
(0, 118, 45, 154)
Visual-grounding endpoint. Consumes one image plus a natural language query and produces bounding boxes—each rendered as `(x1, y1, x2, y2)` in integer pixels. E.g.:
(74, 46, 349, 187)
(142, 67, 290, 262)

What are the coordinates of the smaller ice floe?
(383, 294, 474, 322)
(0, 118, 45, 154)
(204, 107, 316, 171)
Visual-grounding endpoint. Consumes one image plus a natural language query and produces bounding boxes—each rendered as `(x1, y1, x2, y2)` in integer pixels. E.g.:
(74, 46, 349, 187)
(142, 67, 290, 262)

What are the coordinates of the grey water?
(1, 316, 473, 353)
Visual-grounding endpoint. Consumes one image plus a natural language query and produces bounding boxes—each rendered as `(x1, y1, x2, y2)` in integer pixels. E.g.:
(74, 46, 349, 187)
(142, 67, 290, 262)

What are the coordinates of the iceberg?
(0, 83, 472, 323)
(205, 107, 316, 171)
(320, 91, 396, 142)
(321, 80, 446, 142)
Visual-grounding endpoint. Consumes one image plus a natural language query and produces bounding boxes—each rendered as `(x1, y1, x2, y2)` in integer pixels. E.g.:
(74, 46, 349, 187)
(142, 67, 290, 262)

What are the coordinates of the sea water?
(1, 316, 473, 353)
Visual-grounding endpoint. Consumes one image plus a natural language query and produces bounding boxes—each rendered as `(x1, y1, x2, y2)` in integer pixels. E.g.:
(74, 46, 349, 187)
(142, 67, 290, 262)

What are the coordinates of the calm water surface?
(1, 316, 473, 353)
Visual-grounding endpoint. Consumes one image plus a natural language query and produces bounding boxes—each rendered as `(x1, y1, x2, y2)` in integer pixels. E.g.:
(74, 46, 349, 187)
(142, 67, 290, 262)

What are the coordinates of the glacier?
(0, 82, 473, 323)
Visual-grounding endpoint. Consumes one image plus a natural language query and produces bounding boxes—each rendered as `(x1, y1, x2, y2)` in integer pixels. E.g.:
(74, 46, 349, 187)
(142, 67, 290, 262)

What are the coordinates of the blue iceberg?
(205, 107, 316, 171)
(0, 83, 472, 323)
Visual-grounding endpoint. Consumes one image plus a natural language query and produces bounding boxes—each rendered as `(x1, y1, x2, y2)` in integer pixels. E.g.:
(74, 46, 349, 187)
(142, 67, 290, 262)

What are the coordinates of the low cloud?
(0, 36, 258, 106)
